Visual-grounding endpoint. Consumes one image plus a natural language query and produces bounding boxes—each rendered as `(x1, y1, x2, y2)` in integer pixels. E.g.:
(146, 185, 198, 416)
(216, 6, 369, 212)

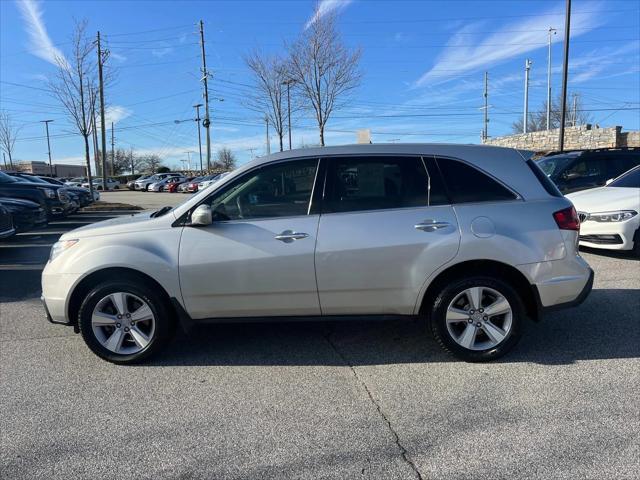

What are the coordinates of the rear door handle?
(275, 230, 309, 243)
(415, 221, 450, 232)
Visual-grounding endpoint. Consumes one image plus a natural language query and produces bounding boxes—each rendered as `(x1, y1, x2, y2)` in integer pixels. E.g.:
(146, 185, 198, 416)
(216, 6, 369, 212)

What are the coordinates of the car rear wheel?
(429, 276, 523, 362)
(78, 279, 173, 364)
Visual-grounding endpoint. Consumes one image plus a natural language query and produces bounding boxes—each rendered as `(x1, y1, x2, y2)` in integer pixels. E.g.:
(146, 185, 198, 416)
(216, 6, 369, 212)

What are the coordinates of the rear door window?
(435, 158, 517, 203)
(323, 156, 438, 213)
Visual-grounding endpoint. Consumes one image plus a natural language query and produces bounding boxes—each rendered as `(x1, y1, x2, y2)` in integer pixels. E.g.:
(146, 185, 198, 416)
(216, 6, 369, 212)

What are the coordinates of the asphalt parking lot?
(1, 202, 638, 479)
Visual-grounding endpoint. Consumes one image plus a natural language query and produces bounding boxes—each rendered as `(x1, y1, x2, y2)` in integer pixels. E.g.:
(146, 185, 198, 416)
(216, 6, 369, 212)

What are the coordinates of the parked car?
(197, 173, 228, 190)
(536, 148, 640, 194)
(0, 197, 48, 232)
(35, 175, 97, 205)
(148, 175, 187, 192)
(567, 165, 640, 254)
(128, 175, 151, 190)
(82, 178, 120, 191)
(0, 171, 71, 218)
(42, 144, 593, 364)
(167, 177, 194, 193)
(135, 173, 182, 191)
(182, 174, 219, 193)
(65, 177, 87, 187)
(8, 173, 79, 215)
(0, 205, 15, 239)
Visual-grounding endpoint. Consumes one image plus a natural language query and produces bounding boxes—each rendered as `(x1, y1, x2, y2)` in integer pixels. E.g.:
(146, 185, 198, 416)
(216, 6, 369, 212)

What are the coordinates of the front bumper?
(577, 217, 639, 251)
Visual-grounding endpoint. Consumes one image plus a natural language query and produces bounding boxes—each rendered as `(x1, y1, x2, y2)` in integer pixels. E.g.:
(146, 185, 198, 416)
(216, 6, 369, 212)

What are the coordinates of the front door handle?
(275, 230, 309, 243)
(415, 221, 450, 232)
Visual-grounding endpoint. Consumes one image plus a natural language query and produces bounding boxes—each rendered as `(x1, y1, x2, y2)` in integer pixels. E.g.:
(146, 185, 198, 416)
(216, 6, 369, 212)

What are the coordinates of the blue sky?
(1, 0, 639, 170)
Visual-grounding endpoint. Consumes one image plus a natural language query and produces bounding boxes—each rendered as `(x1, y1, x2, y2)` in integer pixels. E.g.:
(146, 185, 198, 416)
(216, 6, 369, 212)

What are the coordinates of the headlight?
(49, 239, 79, 262)
(587, 210, 637, 222)
(42, 188, 56, 199)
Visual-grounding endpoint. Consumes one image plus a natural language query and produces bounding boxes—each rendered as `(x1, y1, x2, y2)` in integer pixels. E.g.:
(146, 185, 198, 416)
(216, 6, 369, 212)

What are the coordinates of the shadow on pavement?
(148, 288, 640, 368)
(0, 270, 42, 301)
(579, 246, 639, 262)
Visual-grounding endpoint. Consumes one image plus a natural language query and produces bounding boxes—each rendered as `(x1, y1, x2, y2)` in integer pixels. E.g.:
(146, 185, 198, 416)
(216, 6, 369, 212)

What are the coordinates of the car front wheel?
(78, 279, 173, 364)
(429, 276, 524, 362)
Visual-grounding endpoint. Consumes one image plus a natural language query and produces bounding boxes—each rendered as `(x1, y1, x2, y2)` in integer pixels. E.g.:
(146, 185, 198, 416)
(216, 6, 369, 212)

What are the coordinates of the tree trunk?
(319, 125, 325, 147)
(83, 134, 94, 198)
(279, 133, 284, 152)
(7, 151, 13, 168)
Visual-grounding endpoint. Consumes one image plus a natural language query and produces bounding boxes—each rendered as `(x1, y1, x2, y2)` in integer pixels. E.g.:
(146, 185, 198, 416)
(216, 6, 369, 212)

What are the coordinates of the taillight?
(553, 206, 580, 231)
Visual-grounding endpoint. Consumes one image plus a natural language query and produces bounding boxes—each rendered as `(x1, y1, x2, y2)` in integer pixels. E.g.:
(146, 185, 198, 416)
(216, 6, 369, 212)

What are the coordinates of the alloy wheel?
(91, 292, 156, 354)
(445, 286, 513, 351)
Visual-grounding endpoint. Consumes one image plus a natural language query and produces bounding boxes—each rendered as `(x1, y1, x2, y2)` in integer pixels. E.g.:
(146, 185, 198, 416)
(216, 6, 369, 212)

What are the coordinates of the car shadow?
(148, 288, 640, 367)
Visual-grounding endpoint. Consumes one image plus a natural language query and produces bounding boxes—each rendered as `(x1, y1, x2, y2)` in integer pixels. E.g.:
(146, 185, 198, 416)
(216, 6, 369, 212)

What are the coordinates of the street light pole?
(194, 103, 204, 171)
(547, 27, 557, 130)
(282, 79, 295, 150)
(523, 59, 532, 134)
(41, 120, 54, 176)
(559, 0, 572, 151)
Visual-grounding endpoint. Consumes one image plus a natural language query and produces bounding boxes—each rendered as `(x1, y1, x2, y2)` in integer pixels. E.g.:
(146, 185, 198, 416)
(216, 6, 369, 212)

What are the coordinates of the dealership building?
(1, 161, 87, 178)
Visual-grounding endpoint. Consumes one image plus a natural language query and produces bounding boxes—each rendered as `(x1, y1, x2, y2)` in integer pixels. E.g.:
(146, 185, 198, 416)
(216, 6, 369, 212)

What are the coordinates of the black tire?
(78, 279, 173, 364)
(429, 275, 524, 362)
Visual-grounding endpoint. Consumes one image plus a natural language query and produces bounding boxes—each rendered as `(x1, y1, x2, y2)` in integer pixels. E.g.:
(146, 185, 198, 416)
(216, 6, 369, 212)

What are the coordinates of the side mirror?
(605, 178, 614, 185)
(190, 204, 212, 226)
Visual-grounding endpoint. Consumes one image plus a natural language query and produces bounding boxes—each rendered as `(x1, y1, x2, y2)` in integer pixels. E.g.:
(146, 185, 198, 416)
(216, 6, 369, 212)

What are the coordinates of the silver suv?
(42, 144, 593, 364)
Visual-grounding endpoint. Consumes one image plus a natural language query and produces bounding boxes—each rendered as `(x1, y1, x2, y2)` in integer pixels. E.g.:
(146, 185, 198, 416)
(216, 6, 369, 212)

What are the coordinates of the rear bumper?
(535, 267, 594, 314)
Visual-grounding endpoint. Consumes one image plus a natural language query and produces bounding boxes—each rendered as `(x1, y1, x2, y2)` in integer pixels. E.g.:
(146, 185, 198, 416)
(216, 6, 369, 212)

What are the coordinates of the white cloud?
(305, 0, 352, 29)
(414, 1, 605, 87)
(104, 106, 133, 125)
(15, 0, 67, 66)
(151, 47, 174, 58)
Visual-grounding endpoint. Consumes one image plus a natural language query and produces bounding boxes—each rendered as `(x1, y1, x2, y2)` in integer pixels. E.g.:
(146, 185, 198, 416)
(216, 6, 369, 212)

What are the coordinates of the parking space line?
(0, 264, 46, 270)
(0, 244, 53, 248)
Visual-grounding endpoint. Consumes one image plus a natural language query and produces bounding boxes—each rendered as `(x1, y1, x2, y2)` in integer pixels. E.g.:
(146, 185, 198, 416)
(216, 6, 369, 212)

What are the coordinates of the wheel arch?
(67, 267, 177, 330)
(418, 259, 539, 322)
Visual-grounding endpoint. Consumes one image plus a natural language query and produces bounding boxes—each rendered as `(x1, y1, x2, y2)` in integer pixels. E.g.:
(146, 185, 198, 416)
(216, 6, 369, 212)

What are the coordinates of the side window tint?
(206, 159, 318, 220)
(325, 157, 433, 213)
(563, 158, 604, 181)
(436, 158, 517, 203)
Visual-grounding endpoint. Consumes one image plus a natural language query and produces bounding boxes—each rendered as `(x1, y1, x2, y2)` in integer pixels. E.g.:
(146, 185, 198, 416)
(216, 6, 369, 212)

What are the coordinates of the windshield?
(0, 172, 18, 183)
(609, 167, 640, 188)
(536, 155, 576, 177)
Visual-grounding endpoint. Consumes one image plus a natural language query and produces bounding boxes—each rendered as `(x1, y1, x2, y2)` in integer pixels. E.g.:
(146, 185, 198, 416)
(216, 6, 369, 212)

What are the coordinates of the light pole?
(41, 120, 54, 176)
(282, 79, 295, 150)
(559, 0, 572, 151)
(523, 59, 532, 134)
(184, 151, 195, 171)
(547, 27, 557, 130)
(194, 103, 204, 171)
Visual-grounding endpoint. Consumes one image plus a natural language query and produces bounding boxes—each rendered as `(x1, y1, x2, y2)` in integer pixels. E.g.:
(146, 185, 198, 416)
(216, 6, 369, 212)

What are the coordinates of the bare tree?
(512, 93, 593, 134)
(0, 111, 21, 168)
(245, 51, 289, 152)
(49, 20, 99, 189)
(138, 154, 163, 173)
(215, 147, 237, 170)
(287, 11, 361, 146)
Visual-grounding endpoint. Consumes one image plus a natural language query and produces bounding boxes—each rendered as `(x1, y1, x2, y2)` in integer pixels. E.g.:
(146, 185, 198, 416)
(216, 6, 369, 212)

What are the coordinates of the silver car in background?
(42, 144, 593, 364)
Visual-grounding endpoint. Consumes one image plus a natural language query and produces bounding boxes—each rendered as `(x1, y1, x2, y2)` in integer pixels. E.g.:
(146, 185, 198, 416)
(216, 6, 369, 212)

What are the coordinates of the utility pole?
(41, 120, 54, 176)
(547, 27, 557, 130)
(3, 152, 7, 169)
(90, 93, 99, 176)
(482, 72, 489, 142)
(523, 59, 532, 134)
(97, 31, 108, 190)
(199, 20, 212, 170)
(130, 147, 134, 175)
(265, 115, 271, 155)
(110, 122, 115, 176)
(559, 0, 572, 151)
(571, 93, 578, 126)
(194, 103, 204, 171)
(282, 79, 295, 150)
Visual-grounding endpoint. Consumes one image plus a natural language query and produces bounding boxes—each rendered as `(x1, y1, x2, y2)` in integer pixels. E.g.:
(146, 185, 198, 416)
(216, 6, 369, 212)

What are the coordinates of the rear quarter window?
(435, 158, 518, 204)
(527, 160, 563, 197)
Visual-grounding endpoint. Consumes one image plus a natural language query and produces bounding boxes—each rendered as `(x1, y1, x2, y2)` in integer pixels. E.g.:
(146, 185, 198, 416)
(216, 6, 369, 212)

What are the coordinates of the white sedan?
(567, 166, 640, 254)
(81, 178, 121, 190)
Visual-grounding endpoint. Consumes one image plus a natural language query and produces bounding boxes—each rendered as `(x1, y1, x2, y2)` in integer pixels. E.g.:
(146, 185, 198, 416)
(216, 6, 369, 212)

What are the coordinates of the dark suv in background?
(0, 171, 71, 218)
(536, 148, 640, 194)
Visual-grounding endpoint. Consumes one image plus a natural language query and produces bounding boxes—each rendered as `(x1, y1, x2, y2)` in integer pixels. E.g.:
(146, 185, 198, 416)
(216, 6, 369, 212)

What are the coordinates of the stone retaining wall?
(483, 125, 639, 152)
